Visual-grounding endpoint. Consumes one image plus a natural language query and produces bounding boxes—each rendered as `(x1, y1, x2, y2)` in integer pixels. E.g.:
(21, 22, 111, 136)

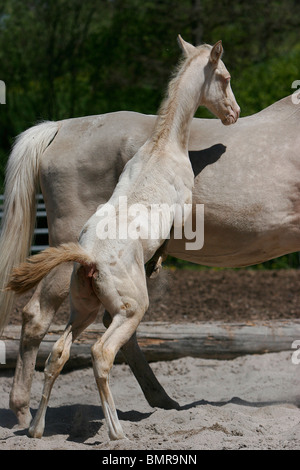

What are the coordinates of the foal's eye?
(223, 75, 231, 84)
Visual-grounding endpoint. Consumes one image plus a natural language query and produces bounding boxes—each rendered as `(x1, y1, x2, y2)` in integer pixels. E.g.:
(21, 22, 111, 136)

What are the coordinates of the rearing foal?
(7, 36, 239, 440)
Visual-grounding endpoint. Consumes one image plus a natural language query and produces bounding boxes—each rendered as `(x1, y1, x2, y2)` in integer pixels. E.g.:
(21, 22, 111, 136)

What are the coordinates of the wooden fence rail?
(2, 321, 300, 369)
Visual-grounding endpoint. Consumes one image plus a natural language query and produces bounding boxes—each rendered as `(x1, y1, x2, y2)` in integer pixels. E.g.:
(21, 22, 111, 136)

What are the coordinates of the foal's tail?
(0, 121, 59, 333)
(6, 242, 95, 295)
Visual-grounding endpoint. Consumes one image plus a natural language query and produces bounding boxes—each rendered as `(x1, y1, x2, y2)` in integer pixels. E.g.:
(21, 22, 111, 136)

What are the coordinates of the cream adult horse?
(6, 37, 240, 440)
(1, 56, 298, 435)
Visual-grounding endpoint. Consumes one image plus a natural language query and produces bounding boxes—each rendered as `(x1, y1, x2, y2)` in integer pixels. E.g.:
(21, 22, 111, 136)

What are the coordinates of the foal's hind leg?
(10, 264, 73, 428)
(103, 310, 179, 410)
(28, 323, 74, 438)
(29, 302, 99, 438)
(93, 307, 146, 440)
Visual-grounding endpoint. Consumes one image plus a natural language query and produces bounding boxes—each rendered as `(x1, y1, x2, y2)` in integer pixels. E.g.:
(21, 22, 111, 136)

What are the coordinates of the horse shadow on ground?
(179, 396, 300, 410)
(2, 392, 299, 445)
(1, 404, 153, 444)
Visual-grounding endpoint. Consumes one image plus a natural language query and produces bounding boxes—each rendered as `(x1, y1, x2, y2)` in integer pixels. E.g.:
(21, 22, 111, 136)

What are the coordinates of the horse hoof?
(28, 426, 43, 439)
(146, 261, 161, 278)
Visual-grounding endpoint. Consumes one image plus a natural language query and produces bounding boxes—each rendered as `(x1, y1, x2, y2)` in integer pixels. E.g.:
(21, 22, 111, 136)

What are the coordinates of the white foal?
(7, 36, 239, 440)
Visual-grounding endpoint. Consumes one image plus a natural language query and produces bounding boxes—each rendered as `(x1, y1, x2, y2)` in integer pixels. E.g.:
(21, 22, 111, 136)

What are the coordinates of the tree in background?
(1, 0, 300, 136)
(1, 0, 300, 267)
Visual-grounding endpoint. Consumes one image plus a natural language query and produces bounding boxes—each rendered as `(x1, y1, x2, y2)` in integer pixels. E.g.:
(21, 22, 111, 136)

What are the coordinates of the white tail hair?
(0, 121, 59, 333)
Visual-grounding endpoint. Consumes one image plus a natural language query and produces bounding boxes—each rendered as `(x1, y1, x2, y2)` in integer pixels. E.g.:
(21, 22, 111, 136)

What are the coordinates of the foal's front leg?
(146, 238, 169, 278)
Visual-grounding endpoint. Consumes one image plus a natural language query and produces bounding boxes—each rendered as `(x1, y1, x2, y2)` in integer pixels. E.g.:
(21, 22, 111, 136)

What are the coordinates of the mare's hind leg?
(103, 310, 179, 410)
(29, 263, 100, 438)
(10, 263, 73, 428)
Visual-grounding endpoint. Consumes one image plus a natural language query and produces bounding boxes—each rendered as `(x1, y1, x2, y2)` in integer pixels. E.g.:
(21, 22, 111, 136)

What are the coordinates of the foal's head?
(178, 36, 240, 126)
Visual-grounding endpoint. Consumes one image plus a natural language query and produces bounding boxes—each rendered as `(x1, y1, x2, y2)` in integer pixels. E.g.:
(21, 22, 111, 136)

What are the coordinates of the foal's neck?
(151, 55, 204, 153)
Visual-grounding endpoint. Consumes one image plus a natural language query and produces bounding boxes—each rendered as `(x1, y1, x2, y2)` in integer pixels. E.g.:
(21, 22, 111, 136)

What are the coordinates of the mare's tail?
(6, 242, 95, 295)
(0, 121, 59, 333)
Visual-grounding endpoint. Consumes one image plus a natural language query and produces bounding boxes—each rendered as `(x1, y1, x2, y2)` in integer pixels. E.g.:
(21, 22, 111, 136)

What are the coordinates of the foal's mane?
(152, 44, 211, 147)
(163, 43, 211, 104)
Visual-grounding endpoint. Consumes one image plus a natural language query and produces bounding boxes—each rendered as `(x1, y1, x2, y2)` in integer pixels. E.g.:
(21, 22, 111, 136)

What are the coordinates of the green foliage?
(165, 253, 300, 271)
(1, 0, 300, 268)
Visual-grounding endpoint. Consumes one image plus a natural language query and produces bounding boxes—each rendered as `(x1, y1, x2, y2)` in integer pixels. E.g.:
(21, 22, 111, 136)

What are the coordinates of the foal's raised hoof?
(146, 259, 162, 279)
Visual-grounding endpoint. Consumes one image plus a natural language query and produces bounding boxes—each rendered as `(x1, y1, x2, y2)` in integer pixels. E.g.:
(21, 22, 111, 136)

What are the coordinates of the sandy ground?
(0, 351, 299, 450)
(1, 268, 300, 450)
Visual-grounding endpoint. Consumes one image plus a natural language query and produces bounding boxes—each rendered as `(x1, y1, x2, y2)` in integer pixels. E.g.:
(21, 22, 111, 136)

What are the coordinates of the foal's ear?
(177, 35, 196, 57)
(210, 40, 223, 64)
